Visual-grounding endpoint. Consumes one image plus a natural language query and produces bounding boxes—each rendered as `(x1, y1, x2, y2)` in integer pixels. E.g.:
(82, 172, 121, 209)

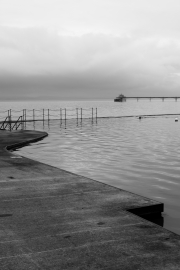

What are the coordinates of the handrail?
(11, 116, 23, 130)
(0, 116, 23, 131)
(0, 116, 10, 130)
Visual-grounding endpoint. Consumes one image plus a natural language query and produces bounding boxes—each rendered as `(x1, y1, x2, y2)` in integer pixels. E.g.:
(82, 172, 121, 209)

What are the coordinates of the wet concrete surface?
(0, 130, 179, 269)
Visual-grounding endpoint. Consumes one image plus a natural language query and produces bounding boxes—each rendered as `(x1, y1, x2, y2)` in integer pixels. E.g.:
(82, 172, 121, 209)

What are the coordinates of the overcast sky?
(1, 0, 180, 100)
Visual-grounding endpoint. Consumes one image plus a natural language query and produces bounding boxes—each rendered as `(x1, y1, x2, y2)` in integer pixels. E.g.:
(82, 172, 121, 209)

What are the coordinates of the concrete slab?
(0, 130, 179, 269)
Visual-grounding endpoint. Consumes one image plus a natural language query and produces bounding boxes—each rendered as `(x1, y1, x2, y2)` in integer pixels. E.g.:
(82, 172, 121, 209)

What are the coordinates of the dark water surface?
(17, 114, 180, 235)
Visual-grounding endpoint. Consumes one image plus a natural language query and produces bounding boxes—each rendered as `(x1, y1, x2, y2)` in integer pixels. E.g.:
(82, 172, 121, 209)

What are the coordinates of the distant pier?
(126, 97, 180, 101)
(114, 96, 180, 102)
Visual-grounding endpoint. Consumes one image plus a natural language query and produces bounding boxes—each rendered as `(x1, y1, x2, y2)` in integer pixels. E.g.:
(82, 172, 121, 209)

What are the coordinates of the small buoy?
(139, 116, 142, 120)
(175, 118, 178, 122)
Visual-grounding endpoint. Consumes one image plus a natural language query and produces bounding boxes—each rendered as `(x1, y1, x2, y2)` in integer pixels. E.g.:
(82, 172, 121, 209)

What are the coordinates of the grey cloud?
(1, 26, 180, 99)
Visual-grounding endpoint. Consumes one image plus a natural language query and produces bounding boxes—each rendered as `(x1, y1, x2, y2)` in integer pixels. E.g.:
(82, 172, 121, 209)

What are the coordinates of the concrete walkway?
(0, 130, 179, 269)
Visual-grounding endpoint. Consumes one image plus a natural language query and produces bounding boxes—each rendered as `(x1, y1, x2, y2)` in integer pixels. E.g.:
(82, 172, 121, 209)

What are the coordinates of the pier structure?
(0, 130, 179, 269)
(125, 97, 180, 101)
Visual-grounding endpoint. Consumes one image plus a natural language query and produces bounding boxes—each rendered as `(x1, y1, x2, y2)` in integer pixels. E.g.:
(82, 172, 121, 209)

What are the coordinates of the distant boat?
(114, 94, 126, 102)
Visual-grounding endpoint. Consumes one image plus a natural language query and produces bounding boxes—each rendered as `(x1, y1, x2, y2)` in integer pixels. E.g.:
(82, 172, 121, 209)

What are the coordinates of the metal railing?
(0, 108, 98, 130)
(1, 108, 97, 122)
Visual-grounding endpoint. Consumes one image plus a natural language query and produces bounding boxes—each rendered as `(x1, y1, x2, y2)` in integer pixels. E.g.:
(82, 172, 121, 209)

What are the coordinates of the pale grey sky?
(1, 0, 180, 100)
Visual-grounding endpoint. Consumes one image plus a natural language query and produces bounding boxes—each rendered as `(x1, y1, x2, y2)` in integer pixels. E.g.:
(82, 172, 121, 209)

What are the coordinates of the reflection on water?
(17, 116, 180, 235)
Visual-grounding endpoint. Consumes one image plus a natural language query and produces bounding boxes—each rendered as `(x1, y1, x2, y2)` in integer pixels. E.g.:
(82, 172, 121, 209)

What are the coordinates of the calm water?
(1, 99, 180, 118)
(1, 99, 180, 235)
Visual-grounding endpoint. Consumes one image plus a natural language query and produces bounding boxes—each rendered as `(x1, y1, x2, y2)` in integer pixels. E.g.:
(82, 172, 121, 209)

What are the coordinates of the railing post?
(92, 108, 93, 121)
(10, 109, 12, 131)
(60, 108, 62, 124)
(21, 116, 23, 130)
(23, 109, 26, 129)
(81, 108, 82, 121)
(33, 109, 35, 122)
(65, 108, 66, 122)
(22, 109, 24, 129)
(48, 109, 49, 122)
(24, 109, 26, 128)
(43, 109, 44, 124)
(7, 110, 9, 130)
(96, 108, 97, 120)
(76, 108, 78, 121)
